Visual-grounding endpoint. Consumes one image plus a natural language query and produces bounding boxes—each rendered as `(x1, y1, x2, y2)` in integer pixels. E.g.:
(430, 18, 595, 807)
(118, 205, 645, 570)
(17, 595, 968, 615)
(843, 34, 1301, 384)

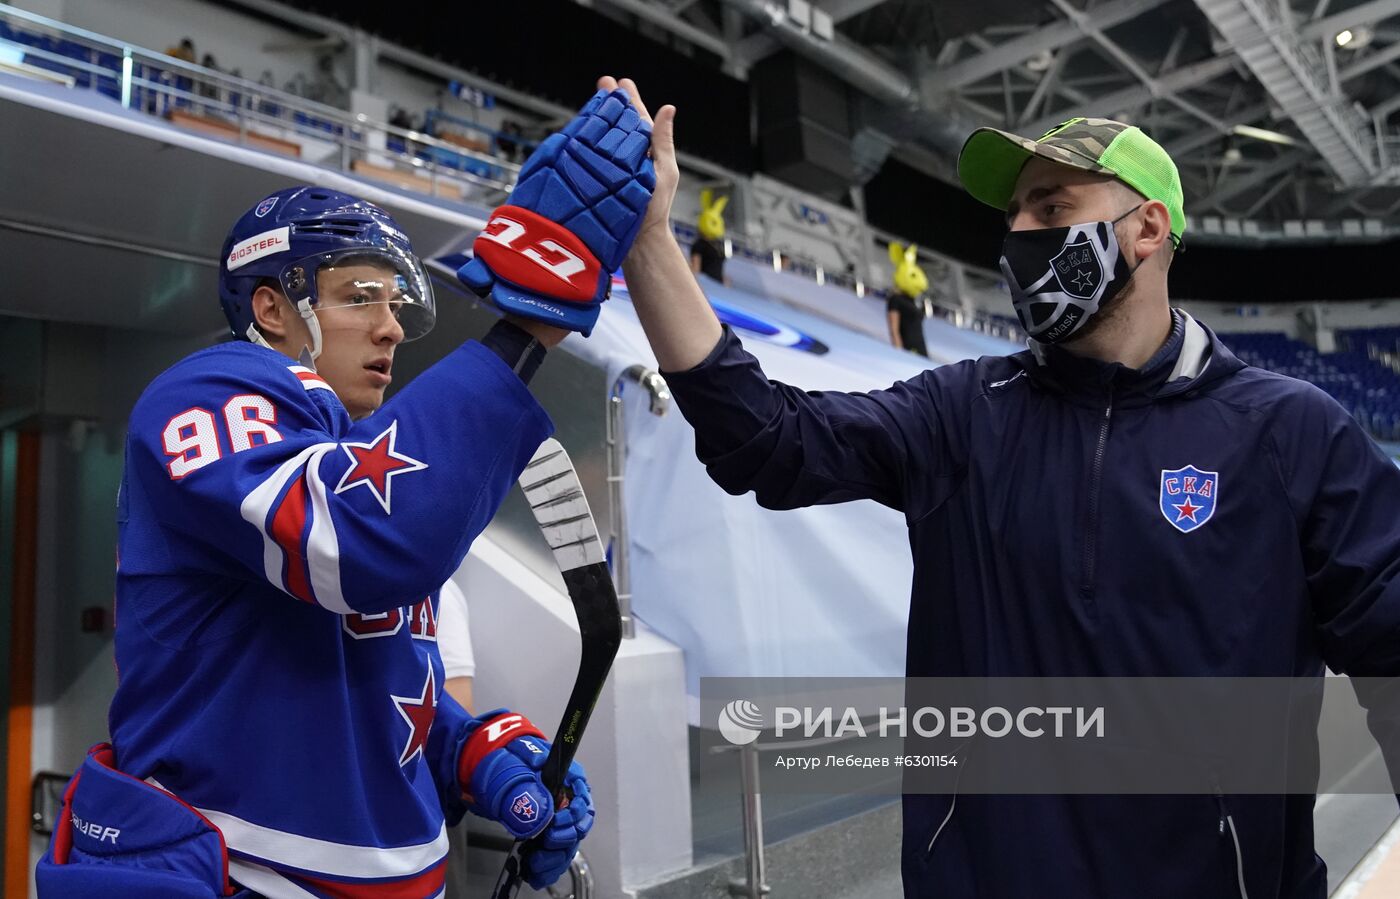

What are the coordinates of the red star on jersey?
(1172, 496, 1202, 523)
(391, 664, 437, 767)
(334, 420, 427, 514)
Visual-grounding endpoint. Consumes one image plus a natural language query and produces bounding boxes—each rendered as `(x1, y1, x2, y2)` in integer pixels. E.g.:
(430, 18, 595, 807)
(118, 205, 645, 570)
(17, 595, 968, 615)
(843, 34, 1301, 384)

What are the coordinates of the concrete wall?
(1176, 301, 1306, 338)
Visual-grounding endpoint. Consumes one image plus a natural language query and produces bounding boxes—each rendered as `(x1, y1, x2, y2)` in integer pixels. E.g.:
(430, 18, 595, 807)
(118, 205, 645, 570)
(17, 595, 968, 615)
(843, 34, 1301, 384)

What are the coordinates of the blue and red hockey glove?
(457, 88, 655, 336)
(458, 710, 595, 890)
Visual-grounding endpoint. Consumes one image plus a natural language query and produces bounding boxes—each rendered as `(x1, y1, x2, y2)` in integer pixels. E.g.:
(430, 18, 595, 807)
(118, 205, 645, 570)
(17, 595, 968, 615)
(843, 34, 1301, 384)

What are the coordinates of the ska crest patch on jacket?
(1159, 465, 1218, 533)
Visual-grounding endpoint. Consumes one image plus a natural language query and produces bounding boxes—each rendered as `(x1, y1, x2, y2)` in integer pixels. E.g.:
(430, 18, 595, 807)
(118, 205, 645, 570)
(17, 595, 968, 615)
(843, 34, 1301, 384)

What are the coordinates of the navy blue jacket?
(663, 312, 1400, 898)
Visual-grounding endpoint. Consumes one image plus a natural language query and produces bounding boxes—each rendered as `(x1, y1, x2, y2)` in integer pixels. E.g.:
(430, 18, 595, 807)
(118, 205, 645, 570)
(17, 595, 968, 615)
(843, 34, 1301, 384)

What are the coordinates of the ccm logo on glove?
(473, 206, 601, 303)
(484, 713, 537, 743)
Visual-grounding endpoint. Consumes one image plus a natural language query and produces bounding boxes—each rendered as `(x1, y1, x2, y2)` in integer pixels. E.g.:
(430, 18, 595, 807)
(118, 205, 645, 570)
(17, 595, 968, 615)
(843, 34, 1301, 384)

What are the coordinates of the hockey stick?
(490, 438, 623, 899)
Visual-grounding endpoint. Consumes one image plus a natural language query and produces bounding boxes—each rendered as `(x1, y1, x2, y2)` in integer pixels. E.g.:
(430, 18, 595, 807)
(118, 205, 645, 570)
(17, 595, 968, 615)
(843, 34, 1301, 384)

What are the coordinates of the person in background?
(886, 241, 930, 357)
(389, 106, 414, 132)
(437, 578, 475, 710)
(689, 188, 729, 286)
(163, 38, 196, 109)
(255, 70, 280, 118)
(198, 53, 220, 105)
(165, 37, 195, 64)
(388, 107, 420, 156)
(497, 119, 525, 163)
(438, 574, 477, 899)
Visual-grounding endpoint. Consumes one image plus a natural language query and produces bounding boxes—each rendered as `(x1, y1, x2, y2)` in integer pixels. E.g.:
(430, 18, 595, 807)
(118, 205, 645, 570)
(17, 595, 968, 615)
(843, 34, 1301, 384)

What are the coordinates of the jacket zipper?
(1080, 389, 1114, 608)
(925, 744, 968, 859)
(1214, 785, 1250, 899)
(924, 793, 957, 859)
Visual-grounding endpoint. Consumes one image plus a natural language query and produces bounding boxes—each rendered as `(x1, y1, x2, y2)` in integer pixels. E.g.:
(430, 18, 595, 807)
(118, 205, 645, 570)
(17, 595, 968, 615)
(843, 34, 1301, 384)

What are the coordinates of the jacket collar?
(1013, 309, 1239, 406)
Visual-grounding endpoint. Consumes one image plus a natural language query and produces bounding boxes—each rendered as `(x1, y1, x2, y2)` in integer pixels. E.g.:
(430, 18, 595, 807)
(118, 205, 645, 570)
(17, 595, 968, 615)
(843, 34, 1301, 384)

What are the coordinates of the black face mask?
(999, 205, 1142, 344)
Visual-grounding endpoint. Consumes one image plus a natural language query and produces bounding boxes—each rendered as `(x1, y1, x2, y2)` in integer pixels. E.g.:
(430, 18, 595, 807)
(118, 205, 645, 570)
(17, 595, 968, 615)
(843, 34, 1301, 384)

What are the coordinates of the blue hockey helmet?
(218, 186, 435, 358)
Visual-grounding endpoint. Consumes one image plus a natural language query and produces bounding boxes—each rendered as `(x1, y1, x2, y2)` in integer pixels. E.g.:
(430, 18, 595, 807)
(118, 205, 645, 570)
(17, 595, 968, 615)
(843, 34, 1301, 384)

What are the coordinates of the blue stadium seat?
(1219, 330, 1400, 440)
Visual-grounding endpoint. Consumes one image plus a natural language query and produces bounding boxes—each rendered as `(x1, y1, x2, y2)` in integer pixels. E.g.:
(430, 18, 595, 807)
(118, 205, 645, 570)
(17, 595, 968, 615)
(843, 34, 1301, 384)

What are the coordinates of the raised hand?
(596, 75, 724, 371)
(598, 76, 678, 242)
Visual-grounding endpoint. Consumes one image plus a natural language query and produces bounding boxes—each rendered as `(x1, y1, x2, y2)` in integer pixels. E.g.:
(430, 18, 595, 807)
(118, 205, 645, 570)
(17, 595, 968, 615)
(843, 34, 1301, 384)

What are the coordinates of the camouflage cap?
(957, 117, 1186, 245)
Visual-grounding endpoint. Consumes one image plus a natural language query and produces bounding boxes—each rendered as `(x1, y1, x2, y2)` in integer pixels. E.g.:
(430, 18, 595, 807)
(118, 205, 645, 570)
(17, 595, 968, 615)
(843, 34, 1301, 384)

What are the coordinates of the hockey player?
(606, 75, 1400, 899)
(37, 86, 655, 898)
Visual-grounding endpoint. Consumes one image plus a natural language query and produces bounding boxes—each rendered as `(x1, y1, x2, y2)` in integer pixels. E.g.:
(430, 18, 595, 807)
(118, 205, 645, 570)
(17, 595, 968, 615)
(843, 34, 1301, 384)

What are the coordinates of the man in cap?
(605, 74, 1400, 898)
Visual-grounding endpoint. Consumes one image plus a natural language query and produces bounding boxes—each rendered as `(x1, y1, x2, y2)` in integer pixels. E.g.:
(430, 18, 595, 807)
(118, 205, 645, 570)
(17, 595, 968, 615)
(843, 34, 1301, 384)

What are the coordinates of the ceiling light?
(1231, 123, 1299, 146)
(1026, 50, 1054, 73)
(1222, 147, 1243, 164)
(1336, 26, 1373, 48)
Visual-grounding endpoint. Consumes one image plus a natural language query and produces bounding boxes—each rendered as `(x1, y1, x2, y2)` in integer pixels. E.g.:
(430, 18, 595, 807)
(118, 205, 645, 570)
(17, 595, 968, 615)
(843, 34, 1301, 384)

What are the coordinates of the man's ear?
(1135, 200, 1172, 263)
(250, 283, 289, 343)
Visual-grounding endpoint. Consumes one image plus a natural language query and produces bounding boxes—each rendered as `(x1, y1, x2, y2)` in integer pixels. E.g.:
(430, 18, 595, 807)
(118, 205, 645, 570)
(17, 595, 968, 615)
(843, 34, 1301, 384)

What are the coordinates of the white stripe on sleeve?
(238, 443, 337, 598)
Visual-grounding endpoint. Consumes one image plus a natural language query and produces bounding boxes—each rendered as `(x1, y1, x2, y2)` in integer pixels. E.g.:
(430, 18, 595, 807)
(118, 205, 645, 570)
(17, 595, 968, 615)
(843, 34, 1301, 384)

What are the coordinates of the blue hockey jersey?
(105, 337, 551, 897)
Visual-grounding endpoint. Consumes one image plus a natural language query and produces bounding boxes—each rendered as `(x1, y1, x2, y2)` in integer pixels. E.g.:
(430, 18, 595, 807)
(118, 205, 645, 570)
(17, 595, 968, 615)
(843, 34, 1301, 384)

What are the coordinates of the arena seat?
(1340, 326, 1400, 366)
(1218, 331, 1400, 440)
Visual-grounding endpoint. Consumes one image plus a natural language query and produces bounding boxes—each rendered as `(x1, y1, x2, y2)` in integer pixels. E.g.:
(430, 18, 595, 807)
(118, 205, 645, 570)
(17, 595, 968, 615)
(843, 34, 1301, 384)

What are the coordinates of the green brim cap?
(957, 117, 1187, 244)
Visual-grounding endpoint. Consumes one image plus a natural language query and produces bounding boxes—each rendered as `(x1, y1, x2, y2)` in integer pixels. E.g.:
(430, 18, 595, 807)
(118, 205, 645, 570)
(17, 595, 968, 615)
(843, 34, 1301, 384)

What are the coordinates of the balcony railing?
(0, 4, 521, 204)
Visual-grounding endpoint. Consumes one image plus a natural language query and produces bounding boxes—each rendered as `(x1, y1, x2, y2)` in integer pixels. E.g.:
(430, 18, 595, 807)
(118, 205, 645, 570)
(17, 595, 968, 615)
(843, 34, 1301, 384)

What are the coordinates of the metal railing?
(0, 4, 521, 202)
(468, 830, 594, 899)
(606, 365, 672, 640)
(709, 722, 901, 898)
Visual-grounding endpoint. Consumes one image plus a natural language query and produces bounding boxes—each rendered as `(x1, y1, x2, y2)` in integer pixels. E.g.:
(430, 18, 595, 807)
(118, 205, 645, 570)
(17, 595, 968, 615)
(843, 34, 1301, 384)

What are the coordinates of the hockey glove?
(457, 88, 655, 336)
(458, 710, 595, 890)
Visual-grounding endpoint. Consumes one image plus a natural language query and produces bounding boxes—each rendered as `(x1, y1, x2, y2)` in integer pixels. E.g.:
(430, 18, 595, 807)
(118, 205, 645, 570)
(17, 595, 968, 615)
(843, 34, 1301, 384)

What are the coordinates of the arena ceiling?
(584, 0, 1400, 243)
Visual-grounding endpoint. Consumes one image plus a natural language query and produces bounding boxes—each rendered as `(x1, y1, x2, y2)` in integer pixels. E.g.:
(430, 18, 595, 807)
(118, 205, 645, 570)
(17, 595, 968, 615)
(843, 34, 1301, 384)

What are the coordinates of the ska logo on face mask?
(1050, 236, 1103, 301)
(1000, 211, 1139, 345)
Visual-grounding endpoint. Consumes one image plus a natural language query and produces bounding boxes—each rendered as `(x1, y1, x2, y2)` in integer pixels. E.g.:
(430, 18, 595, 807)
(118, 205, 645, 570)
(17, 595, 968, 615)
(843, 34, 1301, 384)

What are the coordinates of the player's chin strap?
(243, 297, 324, 365)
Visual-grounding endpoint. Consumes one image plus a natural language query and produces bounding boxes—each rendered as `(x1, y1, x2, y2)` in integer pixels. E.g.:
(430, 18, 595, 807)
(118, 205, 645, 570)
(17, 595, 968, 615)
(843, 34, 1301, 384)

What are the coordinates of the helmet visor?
(281, 246, 436, 341)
